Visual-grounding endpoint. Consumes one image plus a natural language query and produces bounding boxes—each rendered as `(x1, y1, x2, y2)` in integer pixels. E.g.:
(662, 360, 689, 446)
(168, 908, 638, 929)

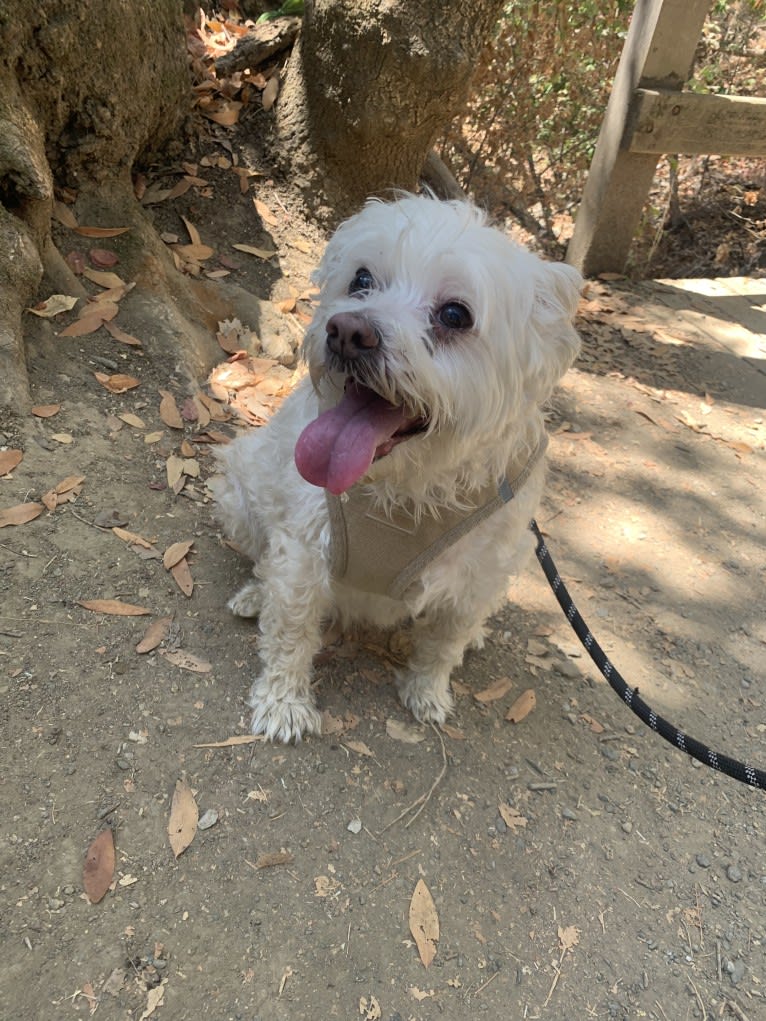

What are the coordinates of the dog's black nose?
(326, 313, 379, 360)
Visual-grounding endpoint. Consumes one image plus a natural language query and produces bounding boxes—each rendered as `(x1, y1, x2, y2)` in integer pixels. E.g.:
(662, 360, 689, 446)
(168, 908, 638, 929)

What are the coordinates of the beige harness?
(326, 435, 548, 600)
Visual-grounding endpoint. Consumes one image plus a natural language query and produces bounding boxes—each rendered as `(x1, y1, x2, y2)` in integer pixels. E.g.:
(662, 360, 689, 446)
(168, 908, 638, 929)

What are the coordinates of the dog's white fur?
(213, 195, 581, 742)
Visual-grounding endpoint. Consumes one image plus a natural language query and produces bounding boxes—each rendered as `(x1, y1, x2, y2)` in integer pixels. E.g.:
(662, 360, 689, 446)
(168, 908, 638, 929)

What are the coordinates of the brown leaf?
(385, 718, 425, 744)
(72, 225, 130, 238)
(83, 828, 115, 904)
(252, 851, 294, 869)
(505, 688, 537, 723)
(163, 539, 194, 570)
(167, 779, 198, 858)
(343, 739, 374, 757)
(158, 389, 184, 429)
(136, 616, 173, 654)
(261, 74, 279, 111)
(0, 449, 23, 475)
(26, 294, 79, 318)
(94, 372, 140, 394)
(253, 199, 278, 226)
(170, 557, 194, 597)
(474, 676, 513, 703)
(103, 320, 143, 347)
(440, 723, 466, 740)
(30, 404, 61, 418)
(0, 502, 44, 528)
(112, 526, 154, 548)
(89, 247, 119, 268)
(78, 599, 150, 616)
(558, 924, 581, 955)
(162, 649, 211, 673)
(409, 879, 439, 967)
(498, 803, 528, 832)
(231, 243, 277, 260)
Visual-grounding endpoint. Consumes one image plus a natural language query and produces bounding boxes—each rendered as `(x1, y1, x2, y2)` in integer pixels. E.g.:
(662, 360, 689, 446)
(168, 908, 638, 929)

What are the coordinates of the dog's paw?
(248, 679, 322, 743)
(396, 672, 454, 726)
(228, 580, 263, 618)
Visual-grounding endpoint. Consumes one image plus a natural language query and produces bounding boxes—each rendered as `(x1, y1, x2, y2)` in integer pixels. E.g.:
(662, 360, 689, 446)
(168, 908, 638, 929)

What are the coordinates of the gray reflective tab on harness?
(327, 434, 548, 600)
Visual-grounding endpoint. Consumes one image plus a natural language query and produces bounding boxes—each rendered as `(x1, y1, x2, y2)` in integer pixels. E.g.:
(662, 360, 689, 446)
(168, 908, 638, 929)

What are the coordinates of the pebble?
(561, 807, 578, 821)
(726, 864, 743, 883)
(621, 820, 633, 834)
(47, 897, 65, 911)
(198, 809, 218, 831)
(725, 958, 746, 986)
(696, 853, 712, 869)
(116, 758, 131, 771)
(347, 818, 362, 834)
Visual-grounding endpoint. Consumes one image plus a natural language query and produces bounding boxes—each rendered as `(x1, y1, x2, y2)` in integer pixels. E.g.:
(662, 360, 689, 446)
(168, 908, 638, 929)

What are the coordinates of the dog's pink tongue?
(295, 383, 410, 494)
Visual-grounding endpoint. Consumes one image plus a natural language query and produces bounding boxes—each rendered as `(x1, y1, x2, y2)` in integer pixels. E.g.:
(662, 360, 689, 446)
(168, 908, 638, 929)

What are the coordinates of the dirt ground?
(1, 141, 765, 1021)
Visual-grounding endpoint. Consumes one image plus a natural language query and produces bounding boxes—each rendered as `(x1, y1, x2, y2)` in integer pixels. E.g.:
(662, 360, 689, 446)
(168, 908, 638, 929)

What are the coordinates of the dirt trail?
(1, 154, 764, 1021)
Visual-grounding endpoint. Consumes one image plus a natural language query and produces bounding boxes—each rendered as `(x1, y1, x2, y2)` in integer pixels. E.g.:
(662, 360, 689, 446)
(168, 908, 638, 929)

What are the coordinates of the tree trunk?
(0, 0, 194, 414)
(275, 0, 505, 221)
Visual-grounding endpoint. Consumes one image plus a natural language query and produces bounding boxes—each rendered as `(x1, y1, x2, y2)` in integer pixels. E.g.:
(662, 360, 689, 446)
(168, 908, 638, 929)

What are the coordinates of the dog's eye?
(436, 301, 473, 331)
(348, 268, 375, 295)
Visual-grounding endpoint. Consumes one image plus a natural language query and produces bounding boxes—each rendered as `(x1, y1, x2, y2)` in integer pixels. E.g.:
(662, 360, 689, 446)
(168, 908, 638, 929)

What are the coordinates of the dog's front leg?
(248, 535, 330, 743)
(397, 606, 489, 725)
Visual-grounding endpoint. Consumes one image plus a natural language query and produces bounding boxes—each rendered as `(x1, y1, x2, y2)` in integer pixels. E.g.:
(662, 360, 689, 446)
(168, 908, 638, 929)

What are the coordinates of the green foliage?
(257, 0, 304, 24)
(441, 0, 764, 246)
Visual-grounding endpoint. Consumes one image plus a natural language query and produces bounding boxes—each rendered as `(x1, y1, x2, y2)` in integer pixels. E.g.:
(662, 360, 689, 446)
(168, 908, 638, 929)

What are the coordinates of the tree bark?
(275, 0, 504, 221)
(0, 0, 190, 413)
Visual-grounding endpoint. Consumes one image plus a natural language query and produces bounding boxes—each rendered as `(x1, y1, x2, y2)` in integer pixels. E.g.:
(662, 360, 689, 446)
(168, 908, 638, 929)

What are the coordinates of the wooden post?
(566, 0, 711, 277)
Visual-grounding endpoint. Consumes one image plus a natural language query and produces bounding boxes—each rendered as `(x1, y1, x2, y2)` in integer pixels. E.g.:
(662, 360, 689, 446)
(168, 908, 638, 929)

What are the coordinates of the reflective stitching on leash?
(530, 519, 765, 792)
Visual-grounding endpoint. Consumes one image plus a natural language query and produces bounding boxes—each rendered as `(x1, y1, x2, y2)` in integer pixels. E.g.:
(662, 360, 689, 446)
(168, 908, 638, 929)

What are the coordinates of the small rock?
(726, 864, 743, 883)
(198, 809, 219, 831)
(561, 807, 578, 821)
(621, 820, 633, 834)
(696, 853, 711, 869)
(47, 897, 65, 911)
(347, 817, 362, 834)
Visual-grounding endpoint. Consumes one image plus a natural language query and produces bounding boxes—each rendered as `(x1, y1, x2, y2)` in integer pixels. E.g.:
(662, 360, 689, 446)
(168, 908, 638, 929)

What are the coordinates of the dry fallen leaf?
(474, 676, 513, 703)
(162, 649, 211, 673)
(252, 851, 294, 869)
(167, 779, 198, 858)
(498, 803, 528, 832)
(232, 243, 277, 260)
(343, 739, 374, 758)
(94, 372, 140, 394)
(83, 828, 115, 904)
(136, 616, 173, 654)
(139, 981, 166, 1021)
(385, 718, 425, 744)
(26, 294, 79, 318)
(163, 539, 194, 570)
(505, 688, 537, 723)
(359, 995, 382, 1020)
(72, 225, 130, 238)
(78, 599, 150, 616)
(409, 879, 439, 967)
(558, 924, 581, 955)
(170, 557, 194, 597)
(0, 503, 45, 528)
(0, 449, 23, 475)
(31, 404, 61, 418)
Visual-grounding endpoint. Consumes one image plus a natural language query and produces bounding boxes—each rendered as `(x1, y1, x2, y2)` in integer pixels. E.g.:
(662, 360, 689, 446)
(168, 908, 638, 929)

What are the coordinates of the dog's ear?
(526, 260, 582, 402)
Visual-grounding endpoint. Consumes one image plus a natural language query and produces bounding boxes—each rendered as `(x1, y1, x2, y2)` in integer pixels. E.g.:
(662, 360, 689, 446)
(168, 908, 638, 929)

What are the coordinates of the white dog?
(213, 194, 581, 742)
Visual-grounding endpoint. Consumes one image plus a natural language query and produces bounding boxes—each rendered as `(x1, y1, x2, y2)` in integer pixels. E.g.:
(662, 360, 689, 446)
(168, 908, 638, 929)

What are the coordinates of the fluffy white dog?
(213, 194, 581, 742)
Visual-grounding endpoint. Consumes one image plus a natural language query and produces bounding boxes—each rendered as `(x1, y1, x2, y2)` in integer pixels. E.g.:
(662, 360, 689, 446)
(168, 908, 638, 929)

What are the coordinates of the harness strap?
(327, 435, 548, 600)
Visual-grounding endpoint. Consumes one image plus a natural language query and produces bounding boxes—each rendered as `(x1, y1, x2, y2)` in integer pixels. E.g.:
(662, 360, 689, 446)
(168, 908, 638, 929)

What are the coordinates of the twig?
(542, 963, 561, 1008)
(725, 1000, 751, 1021)
(378, 724, 448, 832)
(0, 543, 38, 557)
(688, 976, 707, 1021)
(474, 971, 499, 996)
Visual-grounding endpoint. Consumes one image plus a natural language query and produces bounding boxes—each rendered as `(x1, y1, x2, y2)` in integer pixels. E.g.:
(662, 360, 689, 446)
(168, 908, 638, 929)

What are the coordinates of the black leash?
(530, 520, 765, 791)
